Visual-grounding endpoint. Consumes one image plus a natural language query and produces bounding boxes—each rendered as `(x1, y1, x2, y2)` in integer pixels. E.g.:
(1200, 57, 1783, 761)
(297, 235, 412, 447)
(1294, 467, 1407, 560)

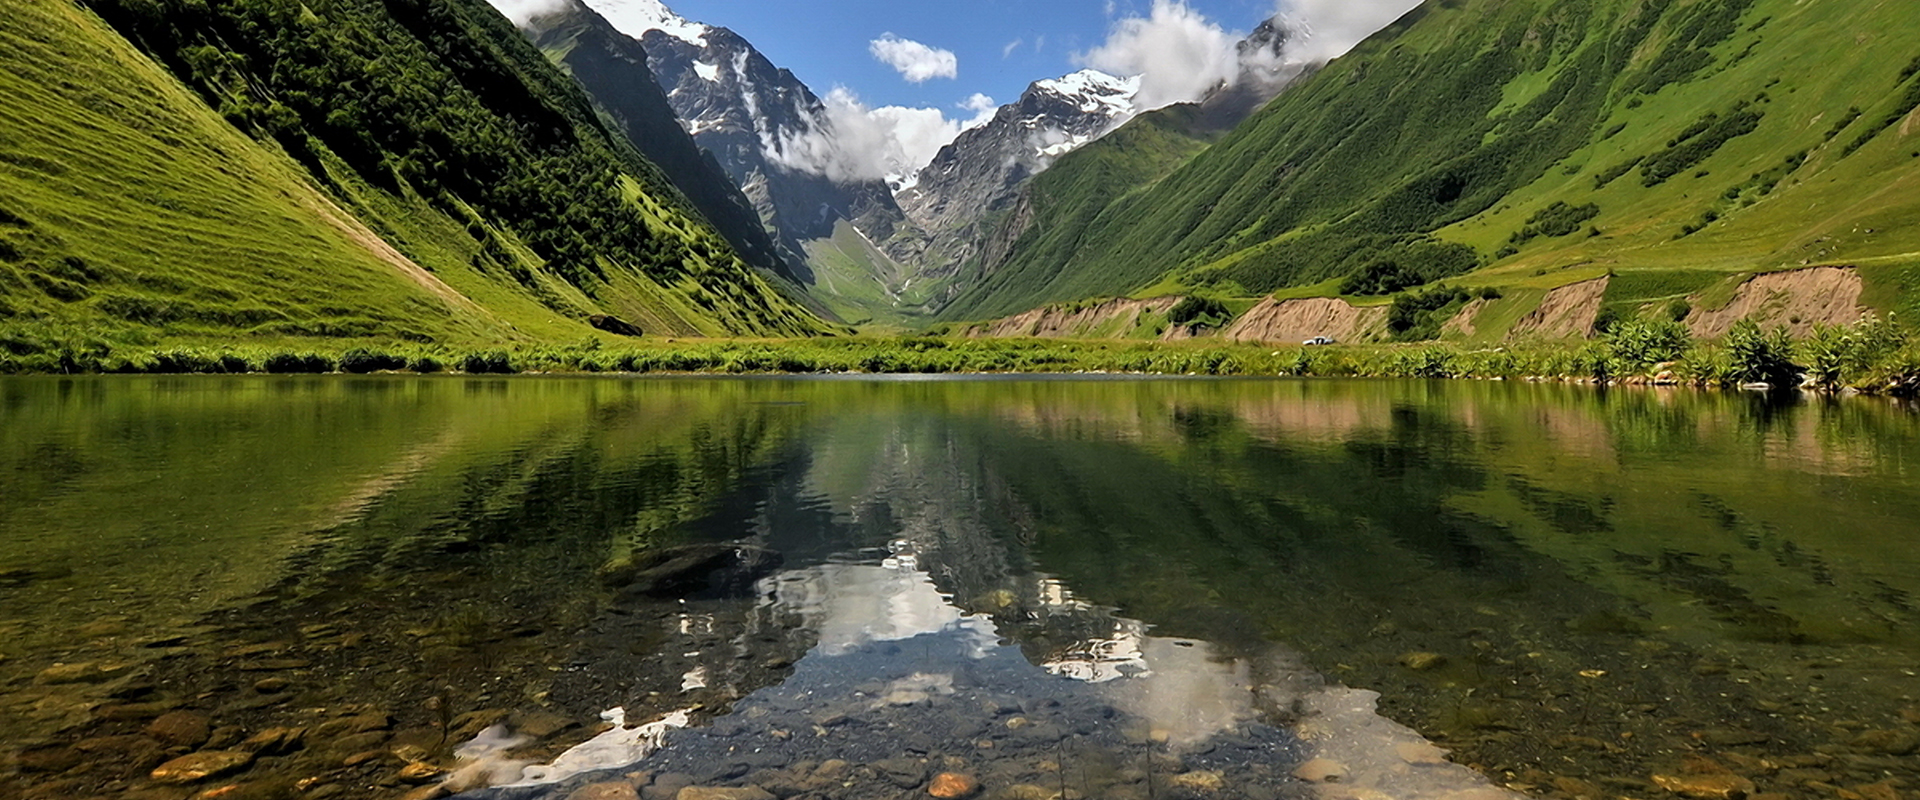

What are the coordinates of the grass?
(8, 316, 1916, 396)
(943, 0, 1920, 328)
(0, 0, 827, 355)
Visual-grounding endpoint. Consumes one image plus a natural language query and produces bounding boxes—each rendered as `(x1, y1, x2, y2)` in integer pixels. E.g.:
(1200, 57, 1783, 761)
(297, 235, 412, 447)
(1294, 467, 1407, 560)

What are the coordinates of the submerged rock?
(150, 751, 255, 784)
(676, 788, 773, 800)
(930, 772, 980, 798)
(604, 545, 784, 599)
(1651, 772, 1756, 799)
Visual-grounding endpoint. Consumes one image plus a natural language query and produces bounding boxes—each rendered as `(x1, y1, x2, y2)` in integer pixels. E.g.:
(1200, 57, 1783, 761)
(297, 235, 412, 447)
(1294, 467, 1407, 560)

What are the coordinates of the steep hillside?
(0, 0, 824, 352)
(520, 0, 799, 284)
(945, 103, 1237, 320)
(955, 0, 1920, 326)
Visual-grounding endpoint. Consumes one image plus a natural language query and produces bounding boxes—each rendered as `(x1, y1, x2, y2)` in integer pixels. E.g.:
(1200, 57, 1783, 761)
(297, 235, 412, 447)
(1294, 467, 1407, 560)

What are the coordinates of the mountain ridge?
(949, 0, 1920, 330)
(0, 0, 828, 352)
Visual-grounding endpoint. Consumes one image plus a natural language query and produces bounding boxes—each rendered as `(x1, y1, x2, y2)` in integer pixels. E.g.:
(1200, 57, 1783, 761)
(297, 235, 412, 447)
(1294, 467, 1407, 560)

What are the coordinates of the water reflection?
(3, 377, 1919, 800)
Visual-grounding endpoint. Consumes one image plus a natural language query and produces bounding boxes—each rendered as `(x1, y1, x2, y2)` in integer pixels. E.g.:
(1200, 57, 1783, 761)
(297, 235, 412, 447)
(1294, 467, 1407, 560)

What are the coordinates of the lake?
(2, 375, 1917, 800)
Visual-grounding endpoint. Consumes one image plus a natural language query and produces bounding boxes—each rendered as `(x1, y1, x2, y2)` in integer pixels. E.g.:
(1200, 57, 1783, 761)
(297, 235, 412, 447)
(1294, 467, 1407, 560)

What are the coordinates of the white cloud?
(1076, 0, 1242, 111)
(960, 93, 1001, 129)
(1278, 0, 1425, 62)
(762, 88, 987, 190)
(869, 34, 960, 83)
(1002, 38, 1024, 59)
(483, 0, 572, 26)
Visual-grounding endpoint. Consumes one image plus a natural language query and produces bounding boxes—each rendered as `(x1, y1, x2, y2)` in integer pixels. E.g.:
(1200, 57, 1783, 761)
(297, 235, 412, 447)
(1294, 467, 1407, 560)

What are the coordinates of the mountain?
(516, 0, 800, 285)
(950, 0, 1920, 326)
(560, 0, 901, 270)
(0, 0, 827, 353)
(894, 20, 1304, 319)
(880, 70, 1142, 311)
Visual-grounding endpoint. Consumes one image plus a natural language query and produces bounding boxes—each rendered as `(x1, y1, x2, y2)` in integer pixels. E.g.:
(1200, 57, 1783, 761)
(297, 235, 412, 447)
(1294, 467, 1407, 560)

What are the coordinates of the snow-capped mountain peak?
(1031, 70, 1141, 116)
(580, 0, 710, 46)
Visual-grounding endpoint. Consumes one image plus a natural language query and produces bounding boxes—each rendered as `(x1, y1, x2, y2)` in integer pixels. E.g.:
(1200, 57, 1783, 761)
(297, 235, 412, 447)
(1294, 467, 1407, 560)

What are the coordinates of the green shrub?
(457, 351, 518, 374)
(1605, 319, 1692, 375)
(341, 348, 407, 374)
(1725, 318, 1801, 386)
(1802, 314, 1908, 389)
(1168, 296, 1231, 326)
(263, 352, 335, 374)
(407, 354, 445, 374)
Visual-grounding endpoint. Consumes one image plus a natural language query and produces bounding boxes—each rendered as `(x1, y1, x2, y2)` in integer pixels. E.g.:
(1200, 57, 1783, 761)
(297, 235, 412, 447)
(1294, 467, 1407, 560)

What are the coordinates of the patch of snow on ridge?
(580, 0, 710, 47)
(1033, 69, 1141, 116)
(693, 61, 720, 82)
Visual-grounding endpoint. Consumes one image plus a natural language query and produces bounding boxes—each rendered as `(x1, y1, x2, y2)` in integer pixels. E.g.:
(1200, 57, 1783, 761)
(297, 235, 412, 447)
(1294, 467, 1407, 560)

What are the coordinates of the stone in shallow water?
(568, 783, 642, 800)
(1395, 741, 1450, 766)
(147, 710, 213, 748)
(1173, 771, 1227, 792)
(1291, 758, 1349, 783)
(150, 751, 255, 784)
(1398, 652, 1447, 671)
(1651, 772, 1756, 800)
(676, 788, 774, 800)
(930, 772, 980, 799)
(35, 661, 108, 684)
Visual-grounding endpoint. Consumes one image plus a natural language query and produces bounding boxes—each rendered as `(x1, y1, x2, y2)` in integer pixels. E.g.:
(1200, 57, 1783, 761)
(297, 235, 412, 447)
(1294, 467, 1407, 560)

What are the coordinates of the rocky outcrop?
(1686, 267, 1865, 338)
(965, 296, 1180, 339)
(884, 71, 1142, 307)
(554, 0, 902, 274)
(1224, 297, 1388, 344)
(1508, 277, 1610, 340)
(521, 2, 796, 281)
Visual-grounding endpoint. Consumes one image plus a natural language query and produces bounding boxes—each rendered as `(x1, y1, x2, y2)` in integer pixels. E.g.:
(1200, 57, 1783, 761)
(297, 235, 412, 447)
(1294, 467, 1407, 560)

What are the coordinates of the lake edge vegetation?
(4, 315, 1918, 397)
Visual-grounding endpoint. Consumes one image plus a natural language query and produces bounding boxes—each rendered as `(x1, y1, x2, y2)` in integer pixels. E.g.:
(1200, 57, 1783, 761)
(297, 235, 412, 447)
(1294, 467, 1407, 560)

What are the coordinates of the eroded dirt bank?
(966, 297, 1182, 339)
(1507, 277, 1609, 341)
(1224, 297, 1388, 344)
(1687, 267, 1866, 338)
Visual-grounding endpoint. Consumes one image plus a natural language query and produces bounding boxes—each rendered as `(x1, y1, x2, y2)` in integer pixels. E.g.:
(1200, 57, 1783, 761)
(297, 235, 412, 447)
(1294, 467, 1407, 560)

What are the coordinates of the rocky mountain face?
(890, 20, 1303, 312)
(883, 71, 1142, 307)
(520, 0, 797, 282)
(569, 0, 902, 282)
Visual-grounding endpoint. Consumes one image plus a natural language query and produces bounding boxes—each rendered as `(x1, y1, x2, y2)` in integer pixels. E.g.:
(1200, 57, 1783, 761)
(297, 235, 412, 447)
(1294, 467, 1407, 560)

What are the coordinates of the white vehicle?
(1302, 336, 1337, 346)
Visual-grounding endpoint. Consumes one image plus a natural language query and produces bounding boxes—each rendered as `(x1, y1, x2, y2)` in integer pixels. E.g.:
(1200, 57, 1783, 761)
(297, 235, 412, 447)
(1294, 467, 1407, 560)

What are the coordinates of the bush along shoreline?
(2, 317, 1917, 397)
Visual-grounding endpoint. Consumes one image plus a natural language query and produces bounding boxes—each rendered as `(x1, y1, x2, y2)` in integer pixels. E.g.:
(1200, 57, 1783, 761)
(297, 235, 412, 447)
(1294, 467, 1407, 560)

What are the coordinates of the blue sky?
(653, 0, 1288, 112)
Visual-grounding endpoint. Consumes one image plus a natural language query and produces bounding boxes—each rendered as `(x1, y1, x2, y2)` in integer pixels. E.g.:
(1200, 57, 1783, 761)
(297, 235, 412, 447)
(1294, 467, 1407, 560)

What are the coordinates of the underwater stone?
(149, 751, 255, 784)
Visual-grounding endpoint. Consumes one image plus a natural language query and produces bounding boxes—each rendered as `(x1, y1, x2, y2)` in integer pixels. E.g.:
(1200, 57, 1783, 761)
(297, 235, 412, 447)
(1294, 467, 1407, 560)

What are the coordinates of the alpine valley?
(2, 0, 1920, 360)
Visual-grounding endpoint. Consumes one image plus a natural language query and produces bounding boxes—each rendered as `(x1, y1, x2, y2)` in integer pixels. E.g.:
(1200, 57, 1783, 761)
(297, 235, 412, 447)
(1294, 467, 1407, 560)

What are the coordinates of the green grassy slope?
(0, 0, 825, 354)
(952, 0, 1920, 323)
(944, 103, 1226, 320)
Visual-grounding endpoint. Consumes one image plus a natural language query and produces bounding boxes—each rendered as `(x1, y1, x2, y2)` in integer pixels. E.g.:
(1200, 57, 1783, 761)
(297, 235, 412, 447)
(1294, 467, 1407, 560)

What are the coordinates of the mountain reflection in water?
(2, 377, 1918, 800)
(476, 543, 1519, 800)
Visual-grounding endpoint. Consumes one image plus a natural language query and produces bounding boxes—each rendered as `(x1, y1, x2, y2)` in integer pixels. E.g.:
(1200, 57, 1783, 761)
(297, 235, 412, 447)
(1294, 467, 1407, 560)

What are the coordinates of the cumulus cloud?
(869, 34, 960, 83)
(1278, 0, 1425, 62)
(1075, 1, 1246, 110)
(762, 89, 996, 189)
(959, 93, 1001, 129)
(483, 0, 572, 26)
